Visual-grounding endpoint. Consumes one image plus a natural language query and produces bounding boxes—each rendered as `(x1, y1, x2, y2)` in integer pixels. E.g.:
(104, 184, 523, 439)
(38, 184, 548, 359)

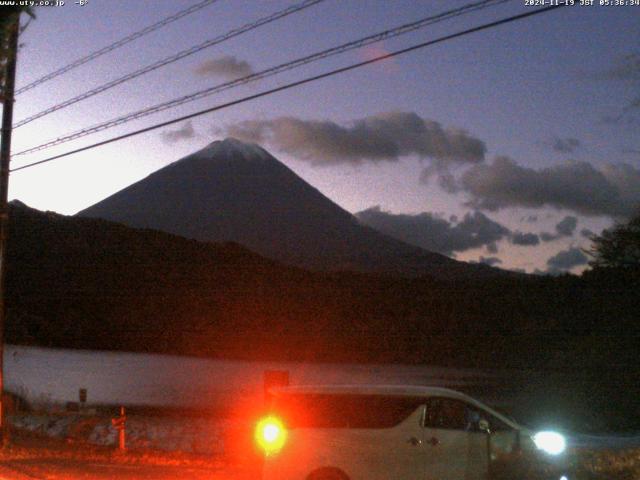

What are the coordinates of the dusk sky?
(7, 0, 640, 274)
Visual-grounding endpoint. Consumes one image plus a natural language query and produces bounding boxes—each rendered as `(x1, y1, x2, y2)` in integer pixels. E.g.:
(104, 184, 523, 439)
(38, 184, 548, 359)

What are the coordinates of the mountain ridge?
(78, 138, 504, 279)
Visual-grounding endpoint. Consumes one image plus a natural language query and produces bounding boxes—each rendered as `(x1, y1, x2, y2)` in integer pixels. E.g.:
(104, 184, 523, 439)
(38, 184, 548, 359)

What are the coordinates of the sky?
(6, 0, 640, 274)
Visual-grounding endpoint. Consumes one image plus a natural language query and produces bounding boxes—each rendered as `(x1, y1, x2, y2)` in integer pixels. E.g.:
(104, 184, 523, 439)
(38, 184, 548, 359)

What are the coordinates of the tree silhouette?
(588, 213, 640, 270)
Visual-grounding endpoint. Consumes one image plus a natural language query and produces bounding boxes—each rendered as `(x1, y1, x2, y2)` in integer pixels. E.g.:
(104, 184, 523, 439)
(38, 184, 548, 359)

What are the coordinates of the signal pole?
(0, 13, 20, 444)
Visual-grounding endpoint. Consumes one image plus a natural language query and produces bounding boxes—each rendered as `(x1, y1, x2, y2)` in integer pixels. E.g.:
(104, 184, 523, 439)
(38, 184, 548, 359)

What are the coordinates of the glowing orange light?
(255, 416, 287, 455)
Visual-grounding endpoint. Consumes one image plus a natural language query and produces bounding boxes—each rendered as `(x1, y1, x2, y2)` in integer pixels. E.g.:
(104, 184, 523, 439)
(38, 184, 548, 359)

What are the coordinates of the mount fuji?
(78, 138, 499, 279)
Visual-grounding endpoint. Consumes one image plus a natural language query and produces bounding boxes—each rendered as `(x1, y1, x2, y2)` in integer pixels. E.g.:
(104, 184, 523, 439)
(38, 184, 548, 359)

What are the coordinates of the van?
(256, 384, 568, 480)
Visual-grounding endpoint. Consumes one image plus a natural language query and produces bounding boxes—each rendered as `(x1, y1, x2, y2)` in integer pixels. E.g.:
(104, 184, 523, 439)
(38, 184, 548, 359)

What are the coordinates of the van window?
(424, 397, 514, 432)
(483, 412, 513, 432)
(271, 394, 424, 429)
(424, 397, 481, 431)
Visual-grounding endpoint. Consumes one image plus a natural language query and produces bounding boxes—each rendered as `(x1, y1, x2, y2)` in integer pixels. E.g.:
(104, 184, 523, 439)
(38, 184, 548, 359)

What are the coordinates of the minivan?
(256, 384, 568, 480)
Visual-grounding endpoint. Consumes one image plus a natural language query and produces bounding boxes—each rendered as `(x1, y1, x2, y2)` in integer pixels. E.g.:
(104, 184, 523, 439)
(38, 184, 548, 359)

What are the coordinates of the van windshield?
(271, 393, 424, 429)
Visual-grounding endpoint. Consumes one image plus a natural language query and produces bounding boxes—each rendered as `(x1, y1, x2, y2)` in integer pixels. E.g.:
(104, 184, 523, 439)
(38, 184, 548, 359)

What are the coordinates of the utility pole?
(0, 13, 20, 445)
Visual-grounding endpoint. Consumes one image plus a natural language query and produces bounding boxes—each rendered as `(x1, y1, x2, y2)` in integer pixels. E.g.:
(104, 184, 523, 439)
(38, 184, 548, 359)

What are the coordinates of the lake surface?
(4, 344, 493, 409)
(5, 344, 639, 439)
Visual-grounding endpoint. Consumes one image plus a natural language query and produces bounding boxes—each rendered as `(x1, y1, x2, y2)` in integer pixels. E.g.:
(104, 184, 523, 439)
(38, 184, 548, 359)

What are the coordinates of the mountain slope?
(77, 138, 498, 279)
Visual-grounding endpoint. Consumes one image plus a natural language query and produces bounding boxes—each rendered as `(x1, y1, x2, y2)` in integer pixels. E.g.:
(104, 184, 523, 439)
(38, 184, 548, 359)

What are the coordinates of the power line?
(15, 0, 219, 96)
(14, 0, 510, 157)
(11, 4, 565, 173)
(13, 0, 324, 129)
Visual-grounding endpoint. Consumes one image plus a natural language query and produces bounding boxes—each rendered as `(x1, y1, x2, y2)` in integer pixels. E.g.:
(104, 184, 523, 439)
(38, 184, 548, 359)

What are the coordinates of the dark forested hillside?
(5, 203, 639, 371)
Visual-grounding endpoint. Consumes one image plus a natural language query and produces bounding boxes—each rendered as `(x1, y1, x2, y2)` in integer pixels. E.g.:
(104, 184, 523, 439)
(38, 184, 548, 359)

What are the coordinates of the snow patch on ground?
(9, 414, 231, 455)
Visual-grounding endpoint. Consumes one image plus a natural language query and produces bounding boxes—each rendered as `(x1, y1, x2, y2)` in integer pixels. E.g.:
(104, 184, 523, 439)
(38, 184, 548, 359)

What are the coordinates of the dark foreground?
(0, 430, 260, 479)
(0, 459, 253, 480)
(1, 428, 639, 480)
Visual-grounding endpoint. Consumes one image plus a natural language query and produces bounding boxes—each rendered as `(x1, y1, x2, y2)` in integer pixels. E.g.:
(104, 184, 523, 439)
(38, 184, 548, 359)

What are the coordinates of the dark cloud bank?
(356, 207, 590, 274)
(223, 112, 486, 167)
(355, 207, 508, 257)
(547, 247, 589, 272)
(223, 112, 640, 219)
(510, 231, 540, 246)
(540, 215, 579, 242)
(455, 157, 640, 218)
(555, 215, 578, 236)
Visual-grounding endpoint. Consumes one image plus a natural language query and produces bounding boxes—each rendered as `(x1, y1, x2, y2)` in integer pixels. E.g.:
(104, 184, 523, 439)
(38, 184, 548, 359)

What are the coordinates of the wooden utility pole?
(0, 14, 20, 444)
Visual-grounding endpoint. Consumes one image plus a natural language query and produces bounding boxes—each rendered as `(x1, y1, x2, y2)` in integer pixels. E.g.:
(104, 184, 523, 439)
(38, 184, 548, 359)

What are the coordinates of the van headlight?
(533, 431, 566, 455)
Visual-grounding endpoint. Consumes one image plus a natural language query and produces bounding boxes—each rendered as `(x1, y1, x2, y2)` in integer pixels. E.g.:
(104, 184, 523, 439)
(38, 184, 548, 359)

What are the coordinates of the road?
(0, 459, 259, 479)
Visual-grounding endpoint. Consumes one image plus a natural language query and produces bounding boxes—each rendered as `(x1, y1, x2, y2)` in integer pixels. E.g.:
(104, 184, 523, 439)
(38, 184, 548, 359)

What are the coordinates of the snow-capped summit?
(196, 137, 273, 163)
(78, 139, 497, 278)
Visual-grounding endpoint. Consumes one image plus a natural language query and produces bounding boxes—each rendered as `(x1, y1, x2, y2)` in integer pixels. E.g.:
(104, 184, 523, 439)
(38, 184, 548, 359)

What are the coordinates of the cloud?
(222, 112, 486, 167)
(510, 231, 540, 246)
(580, 228, 595, 239)
(546, 247, 588, 271)
(221, 110, 639, 221)
(555, 215, 578, 236)
(195, 55, 254, 80)
(599, 163, 640, 216)
(551, 137, 581, 154)
(160, 121, 195, 143)
(486, 242, 498, 254)
(355, 206, 509, 256)
(456, 157, 640, 218)
(478, 256, 502, 266)
(539, 215, 578, 242)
